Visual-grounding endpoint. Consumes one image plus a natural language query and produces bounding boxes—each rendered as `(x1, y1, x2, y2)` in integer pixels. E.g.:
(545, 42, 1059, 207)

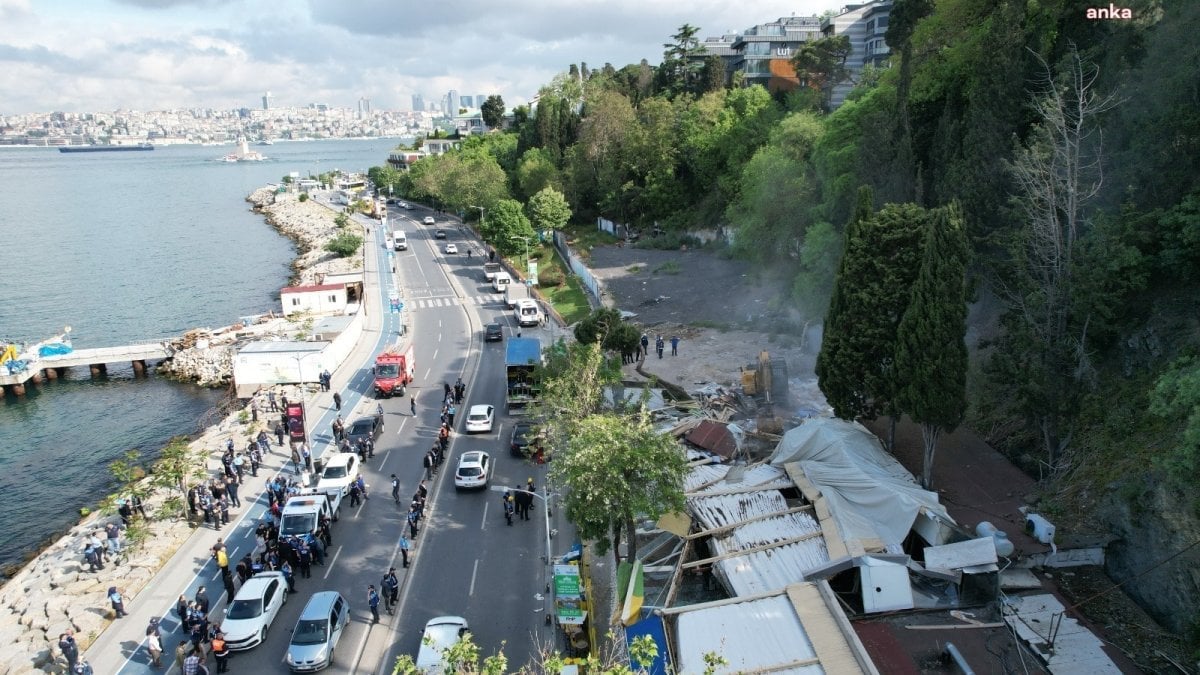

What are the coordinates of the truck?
(504, 282, 530, 308)
(279, 489, 340, 538)
(373, 343, 415, 398)
(505, 337, 542, 413)
(483, 262, 502, 281)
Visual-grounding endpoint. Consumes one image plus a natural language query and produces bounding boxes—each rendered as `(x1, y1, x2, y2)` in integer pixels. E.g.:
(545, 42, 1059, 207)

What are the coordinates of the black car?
(509, 420, 539, 457)
(434, 229, 447, 239)
(484, 323, 503, 342)
(344, 413, 383, 446)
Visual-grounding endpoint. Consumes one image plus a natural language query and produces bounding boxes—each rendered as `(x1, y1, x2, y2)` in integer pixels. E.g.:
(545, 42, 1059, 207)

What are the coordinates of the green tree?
(573, 307, 638, 356)
(514, 148, 560, 200)
(367, 165, 403, 196)
(791, 35, 851, 108)
(527, 186, 572, 233)
(550, 411, 686, 565)
(657, 23, 707, 97)
(151, 437, 207, 522)
(894, 204, 970, 488)
(480, 95, 506, 129)
(483, 199, 536, 256)
(325, 232, 363, 257)
(699, 54, 726, 93)
(816, 192, 926, 436)
(791, 220, 842, 319)
(1149, 356, 1200, 483)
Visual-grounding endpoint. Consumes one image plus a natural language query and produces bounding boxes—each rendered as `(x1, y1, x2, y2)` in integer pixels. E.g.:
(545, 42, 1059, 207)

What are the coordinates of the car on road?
(416, 616, 470, 672)
(400, 201, 412, 210)
(223, 571, 288, 651)
(434, 229, 447, 239)
(484, 323, 503, 342)
(286, 591, 349, 672)
(509, 420, 541, 458)
(444, 243, 458, 254)
(316, 453, 360, 498)
(464, 404, 494, 434)
(454, 451, 491, 490)
(423, 216, 435, 225)
(344, 413, 383, 447)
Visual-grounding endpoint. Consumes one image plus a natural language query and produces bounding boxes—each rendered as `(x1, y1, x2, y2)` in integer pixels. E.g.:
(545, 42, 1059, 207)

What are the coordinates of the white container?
(1025, 513, 1056, 545)
(976, 521, 1015, 557)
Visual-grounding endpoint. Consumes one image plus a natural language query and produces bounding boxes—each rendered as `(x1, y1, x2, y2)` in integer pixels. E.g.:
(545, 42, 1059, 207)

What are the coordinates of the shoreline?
(0, 186, 358, 674)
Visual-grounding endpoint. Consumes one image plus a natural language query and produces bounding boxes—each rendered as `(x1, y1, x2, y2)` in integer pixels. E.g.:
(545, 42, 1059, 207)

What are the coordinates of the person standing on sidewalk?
(399, 533, 411, 568)
(367, 585, 381, 623)
(381, 569, 399, 614)
(333, 391, 342, 411)
(211, 632, 230, 673)
(410, 395, 416, 416)
(146, 630, 164, 667)
(391, 474, 401, 504)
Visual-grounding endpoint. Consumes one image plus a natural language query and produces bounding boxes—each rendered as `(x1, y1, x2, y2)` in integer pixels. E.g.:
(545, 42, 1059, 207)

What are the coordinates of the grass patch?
(626, 264, 644, 273)
(539, 274, 590, 324)
(558, 222, 620, 260)
(654, 261, 681, 275)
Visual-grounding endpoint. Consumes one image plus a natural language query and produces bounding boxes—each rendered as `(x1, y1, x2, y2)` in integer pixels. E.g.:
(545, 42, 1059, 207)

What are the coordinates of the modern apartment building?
(730, 15, 824, 92)
(822, 1, 893, 108)
(411, 94, 425, 113)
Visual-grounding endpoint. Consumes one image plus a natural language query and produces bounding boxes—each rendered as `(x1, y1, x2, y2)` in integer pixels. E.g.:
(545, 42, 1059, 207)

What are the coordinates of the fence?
(553, 231, 603, 309)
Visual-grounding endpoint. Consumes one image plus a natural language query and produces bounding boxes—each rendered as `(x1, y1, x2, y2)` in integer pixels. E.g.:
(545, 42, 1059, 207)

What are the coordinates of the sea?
(0, 138, 402, 578)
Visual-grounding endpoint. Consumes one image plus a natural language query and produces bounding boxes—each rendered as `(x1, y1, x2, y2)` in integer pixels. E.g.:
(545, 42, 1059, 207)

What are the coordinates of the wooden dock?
(1, 336, 170, 395)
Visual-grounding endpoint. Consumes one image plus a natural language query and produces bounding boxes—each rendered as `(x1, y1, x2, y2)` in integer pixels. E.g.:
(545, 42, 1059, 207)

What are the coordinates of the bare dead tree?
(998, 44, 1121, 469)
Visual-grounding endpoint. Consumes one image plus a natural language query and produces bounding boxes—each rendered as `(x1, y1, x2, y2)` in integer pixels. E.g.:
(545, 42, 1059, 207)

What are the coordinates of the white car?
(464, 404, 494, 434)
(222, 572, 288, 651)
(454, 451, 491, 490)
(445, 243, 458, 255)
(423, 216, 435, 225)
(416, 616, 470, 672)
(316, 453, 359, 498)
(398, 201, 411, 209)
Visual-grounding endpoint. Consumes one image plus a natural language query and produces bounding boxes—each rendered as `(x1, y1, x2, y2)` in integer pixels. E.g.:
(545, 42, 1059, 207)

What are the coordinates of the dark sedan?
(345, 413, 383, 446)
(509, 420, 540, 457)
(484, 323, 503, 342)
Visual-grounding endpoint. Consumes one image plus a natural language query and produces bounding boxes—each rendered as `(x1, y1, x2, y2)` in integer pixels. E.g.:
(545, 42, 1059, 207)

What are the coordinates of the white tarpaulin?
(768, 418, 951, 550)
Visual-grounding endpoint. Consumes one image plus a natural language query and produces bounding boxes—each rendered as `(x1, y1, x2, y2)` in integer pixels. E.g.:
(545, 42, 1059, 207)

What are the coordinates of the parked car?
(454, 451, 491, 490)
(286, 591, 349, 672)
(416, 616, 470, 672)
(509, 420, 540, 458)
(423, 216, 435, 225)
(344, 413, 383, 446)
(316, 453, 360, 498)
(484, 323, 503, 342)
(445, 243, 458, 254)
(434, 229, 447, 239)
(464, 404, 494, 434)
(223, 572, 288, 651)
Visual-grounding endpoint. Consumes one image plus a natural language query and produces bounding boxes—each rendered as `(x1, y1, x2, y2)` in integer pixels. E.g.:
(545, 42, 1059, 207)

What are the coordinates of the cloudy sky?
(0, 0, 832, 114)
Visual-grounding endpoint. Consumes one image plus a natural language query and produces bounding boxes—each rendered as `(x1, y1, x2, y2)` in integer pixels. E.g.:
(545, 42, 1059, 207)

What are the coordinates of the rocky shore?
(156, 188, 362, 386)
(0, 186, 360, 674)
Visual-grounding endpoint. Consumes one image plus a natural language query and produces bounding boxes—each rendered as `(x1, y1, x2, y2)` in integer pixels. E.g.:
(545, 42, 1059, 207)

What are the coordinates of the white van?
(515, 298, 542, 327)
(491, 271, 512, 294)
(393, 230, 407, 251)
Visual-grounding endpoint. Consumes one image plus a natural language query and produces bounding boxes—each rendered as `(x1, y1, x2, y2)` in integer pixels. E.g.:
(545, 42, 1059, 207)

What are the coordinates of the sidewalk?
(84, 211, 400, 674)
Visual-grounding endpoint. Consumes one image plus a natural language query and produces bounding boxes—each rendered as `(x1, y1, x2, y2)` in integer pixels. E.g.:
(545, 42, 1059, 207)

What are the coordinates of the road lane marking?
(432, 348, 438, 360)
(469, 559, 479, 596)
(323, 545, 343, 579)
(481, 501, 489, 530)
(423, 367, 431, 379)
(394, 418, 408, 436)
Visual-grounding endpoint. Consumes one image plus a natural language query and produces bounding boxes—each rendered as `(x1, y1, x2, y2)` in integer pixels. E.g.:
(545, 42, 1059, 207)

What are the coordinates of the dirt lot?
(587, 244, 825, 410)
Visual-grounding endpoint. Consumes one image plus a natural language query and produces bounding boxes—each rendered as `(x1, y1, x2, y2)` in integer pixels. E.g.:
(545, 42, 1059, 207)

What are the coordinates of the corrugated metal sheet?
(676, 594, 824, 674)
(684, 463, 792, 494)
(685, 420, 739, 458)
(690, 490, 788, 530)
(709, 513, 829, 596)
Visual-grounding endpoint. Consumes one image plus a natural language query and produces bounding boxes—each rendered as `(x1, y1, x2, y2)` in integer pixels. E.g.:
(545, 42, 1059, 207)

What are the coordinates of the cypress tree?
(895, 203, 970, 489)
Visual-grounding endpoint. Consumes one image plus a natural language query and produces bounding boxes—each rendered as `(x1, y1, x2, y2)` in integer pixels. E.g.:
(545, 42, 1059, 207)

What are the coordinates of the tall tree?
(992, 46, 1119, 469)
(481, 198, 536, 256)
(551, 412, 687, 566)
(658, 24, 707, 97)
(791, 35, 851, 109)
(526, 186, 572, 233)
(895, 204, 970, 488)
(817, 191, 927, 434)
(480, 95, 506, 129)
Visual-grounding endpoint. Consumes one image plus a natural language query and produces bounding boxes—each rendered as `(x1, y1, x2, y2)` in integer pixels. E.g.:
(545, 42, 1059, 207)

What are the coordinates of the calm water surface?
(0, 138, 399, 576)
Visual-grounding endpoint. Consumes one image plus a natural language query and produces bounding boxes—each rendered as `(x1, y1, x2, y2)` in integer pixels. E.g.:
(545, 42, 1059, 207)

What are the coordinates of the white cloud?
(1, 0, 832, 113)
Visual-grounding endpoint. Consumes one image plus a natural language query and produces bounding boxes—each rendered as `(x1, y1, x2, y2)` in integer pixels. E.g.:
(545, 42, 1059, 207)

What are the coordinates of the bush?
(539, 264, 565, 287)
(633, 233, 703, 250)
(298, 193, 309, 202)
(325, 233, 363, 258)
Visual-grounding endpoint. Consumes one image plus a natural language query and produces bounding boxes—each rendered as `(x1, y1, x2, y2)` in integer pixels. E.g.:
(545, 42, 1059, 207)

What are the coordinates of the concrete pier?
(2, 338, 169, 396)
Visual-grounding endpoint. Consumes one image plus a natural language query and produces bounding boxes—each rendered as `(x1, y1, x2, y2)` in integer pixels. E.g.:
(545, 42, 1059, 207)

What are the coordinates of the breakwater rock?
(246, 188, 362, 285)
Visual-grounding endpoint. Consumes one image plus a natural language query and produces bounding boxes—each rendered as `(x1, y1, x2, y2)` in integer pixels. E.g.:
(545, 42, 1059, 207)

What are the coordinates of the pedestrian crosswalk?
(405, 295, 501, 310)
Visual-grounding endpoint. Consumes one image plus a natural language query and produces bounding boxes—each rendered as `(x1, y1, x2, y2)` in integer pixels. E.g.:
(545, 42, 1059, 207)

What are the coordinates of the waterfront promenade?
(79, 205, 404, 674)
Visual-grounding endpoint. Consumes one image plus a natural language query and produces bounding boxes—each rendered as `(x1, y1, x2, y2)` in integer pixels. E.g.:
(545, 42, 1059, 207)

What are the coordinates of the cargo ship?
(59, 143, 154, 153)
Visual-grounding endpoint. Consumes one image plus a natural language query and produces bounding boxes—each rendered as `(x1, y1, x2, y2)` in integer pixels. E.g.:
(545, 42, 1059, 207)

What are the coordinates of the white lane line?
(323, 545, 343, 579)
(432, 348, 439, 361)
(438, 333, 442, 342)
(355, 498, 367, 518)
(423, 367, 431, 379)
(381, 449, 392, 467)
(394, 418, 408, 436)
(481, 501, 489, 530)
(469, 559, 479, 596)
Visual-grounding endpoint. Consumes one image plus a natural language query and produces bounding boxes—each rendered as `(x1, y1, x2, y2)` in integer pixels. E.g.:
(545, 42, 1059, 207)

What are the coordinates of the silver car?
(286, 591, 349, 672)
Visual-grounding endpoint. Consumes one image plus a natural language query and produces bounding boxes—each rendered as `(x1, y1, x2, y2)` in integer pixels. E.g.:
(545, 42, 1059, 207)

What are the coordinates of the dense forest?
(375, 0, 1200, 648)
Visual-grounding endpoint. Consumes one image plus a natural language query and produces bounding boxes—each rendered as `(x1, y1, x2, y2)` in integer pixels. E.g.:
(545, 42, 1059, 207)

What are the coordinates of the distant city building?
(822, 1, 893, 108)
(447, 90, 460, 116)
(357, 97, 371, 119)
(411, 94, 425, 113)
(476, 94, 486, 108)
(460, 95, 474, 108)
(262, 91, 272, 110)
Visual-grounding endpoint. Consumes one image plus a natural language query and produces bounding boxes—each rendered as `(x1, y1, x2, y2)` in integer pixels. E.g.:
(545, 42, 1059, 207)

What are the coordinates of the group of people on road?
(502, 478, 538, 525)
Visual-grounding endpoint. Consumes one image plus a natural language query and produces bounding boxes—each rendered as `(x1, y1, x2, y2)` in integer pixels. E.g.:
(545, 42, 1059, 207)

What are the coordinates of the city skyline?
(0, 0, 827, 114)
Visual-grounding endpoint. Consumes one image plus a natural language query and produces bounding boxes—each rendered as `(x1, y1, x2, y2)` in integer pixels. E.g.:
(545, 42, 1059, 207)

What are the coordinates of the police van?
(279, 489, 340, 539)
